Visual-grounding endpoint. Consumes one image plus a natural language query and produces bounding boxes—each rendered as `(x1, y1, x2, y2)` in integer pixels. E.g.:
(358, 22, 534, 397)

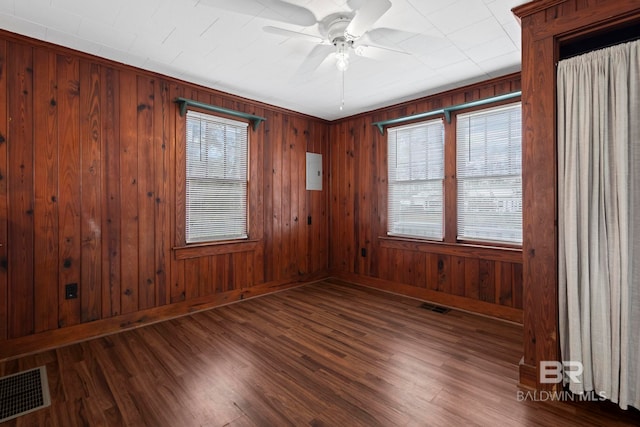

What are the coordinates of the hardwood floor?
(1, 280, 638, 426)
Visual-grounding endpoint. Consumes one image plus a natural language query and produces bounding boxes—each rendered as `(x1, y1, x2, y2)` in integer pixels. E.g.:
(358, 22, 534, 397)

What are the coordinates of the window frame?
(384, 98, 522, 249)
(386, 118, 446, 241)
(455, 102, 523, 245)
(176, 107, 252, 250)
(184, 109, 249, 245)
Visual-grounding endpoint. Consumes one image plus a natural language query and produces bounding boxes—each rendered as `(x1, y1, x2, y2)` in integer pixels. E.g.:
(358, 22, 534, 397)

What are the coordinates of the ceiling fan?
(202, 0, 409, 75)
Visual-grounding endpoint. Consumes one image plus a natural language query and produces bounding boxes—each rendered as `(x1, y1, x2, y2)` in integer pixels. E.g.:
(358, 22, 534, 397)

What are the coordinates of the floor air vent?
(420, 302, 450, 314)
(0, 366, 51, 423)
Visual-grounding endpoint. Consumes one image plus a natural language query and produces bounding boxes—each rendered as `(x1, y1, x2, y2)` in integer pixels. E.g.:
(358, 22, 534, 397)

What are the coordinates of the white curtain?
(558, 39, 640, 410)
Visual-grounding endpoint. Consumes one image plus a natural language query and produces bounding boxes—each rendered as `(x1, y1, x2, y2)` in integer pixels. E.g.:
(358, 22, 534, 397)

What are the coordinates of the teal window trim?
(175, 97, 266, 131)
(372, 91, 521, 135)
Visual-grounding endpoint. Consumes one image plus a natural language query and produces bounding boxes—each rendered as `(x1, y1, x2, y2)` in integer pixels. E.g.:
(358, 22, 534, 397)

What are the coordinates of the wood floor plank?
(2, 280, 638, 426)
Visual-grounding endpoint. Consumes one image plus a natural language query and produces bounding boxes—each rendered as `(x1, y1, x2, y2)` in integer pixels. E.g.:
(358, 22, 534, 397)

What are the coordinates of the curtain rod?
(175, 98, 266, 131)
(372, 91, 521, 135)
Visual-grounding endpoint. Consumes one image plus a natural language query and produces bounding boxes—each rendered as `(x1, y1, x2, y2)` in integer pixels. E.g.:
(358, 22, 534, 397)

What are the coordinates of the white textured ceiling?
(0, 0, 526, 120)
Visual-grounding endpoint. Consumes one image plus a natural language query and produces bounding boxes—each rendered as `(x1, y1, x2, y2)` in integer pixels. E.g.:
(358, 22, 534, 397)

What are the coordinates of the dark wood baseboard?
(519, 357, 538, 389)
(0, 273, 329, 362)
(330, 271, 523, 323)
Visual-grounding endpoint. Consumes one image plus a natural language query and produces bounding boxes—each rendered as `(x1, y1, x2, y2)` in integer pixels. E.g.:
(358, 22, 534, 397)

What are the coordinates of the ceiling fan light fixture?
(335, 41, 350, 71)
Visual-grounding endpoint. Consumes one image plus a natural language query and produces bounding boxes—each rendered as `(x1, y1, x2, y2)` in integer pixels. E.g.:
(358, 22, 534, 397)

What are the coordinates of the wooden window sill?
(378, 236, 522, 263)
(173, 239, 259, 260)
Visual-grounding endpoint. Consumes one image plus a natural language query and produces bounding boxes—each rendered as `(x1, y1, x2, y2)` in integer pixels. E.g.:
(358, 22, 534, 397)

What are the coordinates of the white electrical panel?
(306, 152, 322, 191)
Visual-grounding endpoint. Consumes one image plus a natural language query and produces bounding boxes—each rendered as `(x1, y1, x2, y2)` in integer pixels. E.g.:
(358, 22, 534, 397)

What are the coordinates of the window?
(456, 103, 522, 244)
(387, 119, 445, 240)
(385, 101, 522, 245)
(185, 110, 248, 243)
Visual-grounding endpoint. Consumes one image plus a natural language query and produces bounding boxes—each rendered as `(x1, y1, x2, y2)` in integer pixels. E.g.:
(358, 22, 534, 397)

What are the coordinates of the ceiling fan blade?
(353, 42, 409, 58)
(294, 44, 334, 78)
(259, 0, 317, 26)
(201, 0, 316, 26)
(263, 26, 326, 44)
(364, 28, 420, 46)
(344, 0, 391, 40)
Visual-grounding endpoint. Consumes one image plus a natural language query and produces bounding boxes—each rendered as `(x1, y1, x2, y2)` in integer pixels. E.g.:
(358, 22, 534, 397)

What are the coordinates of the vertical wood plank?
(137, 76, 155, 310)
(360, 118, 373, 276)
(318, 121, 330, 274)
(297, 118, 308, 277)
(391, 248, 403, 284)
(245, 252, 254, 288)
(339, 121, 350, 272)
(119, 72, 139, 314)
(351, 120, 361, 275)
(80, 60, 102, 323)
(329, 124, 340, 271)
(248, 104, 265, 284)
(233, 252, 248, 290)
(210, 254, 221, 294)
(225, 254, 234, 291)
(345, 123, 355, 274)
(450, 256, 465, 296)
(464, 257, 480, 299)
(33, 48, 59, 332)
(7, 42, 36, 338)
(247, 106, 263, 241)
(271, 111, 283, 280)
(170, 84, 186, 303)
(372, 111, 387, 278)
(281, 115, 291, 278)
(323, 122, 330, 273)
(101, 66, 121, 318)
(478, 259, 495, 303)
(154, 79, 170, 307)
(499, 262, 514, 307)
(199, 256, 213, 296)
(412, 251, 427, 288)
(376, 247, 388, 280)
(0, 39, 8, 341)
(262, 110, 274, 282)
(215, 255, 228, 293)
(437, 254, 451, 293)
(171, 259, 186, 303)
(426, 253, 438, 291)
(184, 258, 199, 300)
(513, 263, 523, 309)
(57, 53, 81, 328)
(288, 117, 299, 277)
(401, 250, 414, 286)
(172, 84, 186, 248)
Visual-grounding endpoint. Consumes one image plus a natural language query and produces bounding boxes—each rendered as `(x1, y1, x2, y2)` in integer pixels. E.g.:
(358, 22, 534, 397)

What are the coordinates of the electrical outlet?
(65, 283, 78, 299)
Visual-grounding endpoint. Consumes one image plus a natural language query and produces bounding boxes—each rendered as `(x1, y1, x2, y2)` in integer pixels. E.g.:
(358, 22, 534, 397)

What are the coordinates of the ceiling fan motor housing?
(323, 15, 354, 46)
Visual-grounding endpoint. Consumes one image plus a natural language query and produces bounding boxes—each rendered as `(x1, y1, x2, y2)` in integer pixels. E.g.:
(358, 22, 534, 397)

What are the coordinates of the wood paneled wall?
(0, 32, 329, 359)
(329, 74, 524, 323)
(513, 0, 640, 390)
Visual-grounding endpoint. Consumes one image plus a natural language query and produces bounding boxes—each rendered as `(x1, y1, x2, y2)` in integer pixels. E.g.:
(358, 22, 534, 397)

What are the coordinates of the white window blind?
(387, 119, 444, 240)
(185, 110, 248, 243)
(456, 103, 522, 244)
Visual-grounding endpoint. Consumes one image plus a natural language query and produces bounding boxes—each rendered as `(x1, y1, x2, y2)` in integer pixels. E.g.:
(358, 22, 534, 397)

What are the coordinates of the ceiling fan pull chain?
(340, 69, 345, 111)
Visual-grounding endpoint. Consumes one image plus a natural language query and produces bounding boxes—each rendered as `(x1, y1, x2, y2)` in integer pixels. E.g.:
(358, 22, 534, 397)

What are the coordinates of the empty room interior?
(0, 0, 639, 425)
